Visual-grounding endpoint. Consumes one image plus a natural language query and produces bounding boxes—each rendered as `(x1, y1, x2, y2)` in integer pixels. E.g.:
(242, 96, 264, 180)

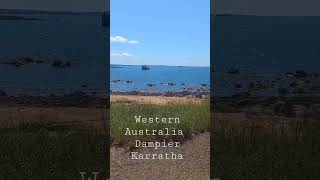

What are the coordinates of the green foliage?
(111, 102, 210, 146)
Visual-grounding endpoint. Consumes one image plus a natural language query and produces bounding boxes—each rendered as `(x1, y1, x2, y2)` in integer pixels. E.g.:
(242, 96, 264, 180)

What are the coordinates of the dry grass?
(0, 106, 108, 179)
(212, 112, 320, 179)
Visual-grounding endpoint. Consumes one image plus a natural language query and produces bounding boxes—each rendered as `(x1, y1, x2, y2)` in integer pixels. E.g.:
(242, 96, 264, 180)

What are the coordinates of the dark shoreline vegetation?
(212, 94, 320, 179)
(0, 95, 108, 179)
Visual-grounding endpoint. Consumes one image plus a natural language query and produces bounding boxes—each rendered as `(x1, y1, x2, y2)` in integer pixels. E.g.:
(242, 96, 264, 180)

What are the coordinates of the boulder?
(0, 90, 7, 96)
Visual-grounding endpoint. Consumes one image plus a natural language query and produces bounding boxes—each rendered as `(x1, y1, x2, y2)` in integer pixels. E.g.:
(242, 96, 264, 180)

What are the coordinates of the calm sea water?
(2, 15, 319, 96)
(212, 16, 320, 96)
(111, 65, 210, 93)
(0, 13, 108, 96)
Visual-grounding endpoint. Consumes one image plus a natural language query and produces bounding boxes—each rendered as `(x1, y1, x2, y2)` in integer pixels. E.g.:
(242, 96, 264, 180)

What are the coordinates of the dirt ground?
(111, 133, 210, 180)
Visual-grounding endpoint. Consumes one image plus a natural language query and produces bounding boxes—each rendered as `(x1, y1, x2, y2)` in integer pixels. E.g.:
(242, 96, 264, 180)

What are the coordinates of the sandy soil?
(111, 133, 210, 180)
(111, 94, 206, 105)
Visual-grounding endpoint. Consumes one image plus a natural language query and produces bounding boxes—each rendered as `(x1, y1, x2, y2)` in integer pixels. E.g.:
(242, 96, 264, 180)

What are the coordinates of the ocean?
(1, 14, 319, 96)
(0, 13, 108, 96)
(212, 15, 320, 96)
(111, 65, 210, 93)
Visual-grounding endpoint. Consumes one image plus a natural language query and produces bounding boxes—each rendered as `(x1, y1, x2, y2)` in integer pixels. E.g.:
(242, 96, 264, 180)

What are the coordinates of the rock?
(35, 60, 44, 64)
(273, 101, 295, 118)
(312, 73, 320, 78)
(249, 81, 268, 90)
(294, 70, 311, 78)
(232, 92, 251, 99)
(51, 60, 71, 68)
(112, 80, 121, 83)
(126, 80, 133, 84)
(200, 83, 207, 87)
(0, 90, 7, 96)
(227, 67, 239, 74)
(142, 65, 150, 70)
(2, 57, 36, 67)
(65, 91, 87, 97)
(289, 82, 298, 87)
(292, 88, 307, 94)
(286, 72, 295, 78)
(278, 88, 289, 96)
(304, 80, 311, 84)
(234, 82, 242, 89)
(52, 60, 63, 67)
(146, 83, 155, 87)
(65, 61, 71, 67)
(168, 83, 176, 86)
(19, 57, 34, 63)
(128, 91, 140, 95)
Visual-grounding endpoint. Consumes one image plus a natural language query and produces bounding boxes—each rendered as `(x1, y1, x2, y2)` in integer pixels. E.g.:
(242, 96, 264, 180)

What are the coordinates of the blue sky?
(111, 0, 210, 67)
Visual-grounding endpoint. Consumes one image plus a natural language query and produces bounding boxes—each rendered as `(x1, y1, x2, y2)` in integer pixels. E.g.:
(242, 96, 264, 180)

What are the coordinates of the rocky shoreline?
(212, 94, 320, 119)
(111, 91, 209, 98)
(0, 94, 108, 108)
(0, 57, 71, 68)
(111, 79, 210, 94)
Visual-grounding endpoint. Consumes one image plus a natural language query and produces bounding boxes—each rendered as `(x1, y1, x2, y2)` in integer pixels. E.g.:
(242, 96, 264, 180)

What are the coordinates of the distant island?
(0, 9, 109, 26)
(215, 14, 257, 17)
(0, 15, 42, 21)
(0, 9, 106, 15)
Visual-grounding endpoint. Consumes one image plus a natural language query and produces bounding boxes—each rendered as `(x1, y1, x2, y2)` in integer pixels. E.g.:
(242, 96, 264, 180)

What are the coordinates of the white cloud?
(111, 52, 133, 57)
(110, 36, 128, 43)
(110, 36, 140, 44)
(128, 40, 140, 44)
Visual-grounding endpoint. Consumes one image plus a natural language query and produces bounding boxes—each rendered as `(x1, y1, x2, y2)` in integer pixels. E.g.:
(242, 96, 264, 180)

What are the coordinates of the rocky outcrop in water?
(0, 90, 7, 96)
(1, 57, 44, 67)
(227, 67, 240, 74)
(51, 60, 71, 68)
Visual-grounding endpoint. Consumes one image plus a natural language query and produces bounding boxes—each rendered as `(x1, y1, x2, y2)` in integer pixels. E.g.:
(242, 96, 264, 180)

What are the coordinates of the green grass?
(212, 120, 320, 179)
(111, 102, 210, 146)
(0, 126, 108, 180)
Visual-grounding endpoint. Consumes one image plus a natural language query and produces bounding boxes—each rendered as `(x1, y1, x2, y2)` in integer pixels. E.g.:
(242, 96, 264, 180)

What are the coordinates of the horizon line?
(213, 13, 320, 17)
(0, 8, 108, 14)
(111, 64, 210, 68)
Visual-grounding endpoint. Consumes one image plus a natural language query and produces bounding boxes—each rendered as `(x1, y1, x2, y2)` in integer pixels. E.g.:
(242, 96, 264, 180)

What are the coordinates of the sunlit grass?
(111, 101, 210, 146)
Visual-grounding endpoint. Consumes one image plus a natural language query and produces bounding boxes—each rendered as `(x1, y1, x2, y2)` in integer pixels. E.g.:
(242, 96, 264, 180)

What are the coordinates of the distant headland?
(0, 15, 42, 21)
(0, 9, 106, 15)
